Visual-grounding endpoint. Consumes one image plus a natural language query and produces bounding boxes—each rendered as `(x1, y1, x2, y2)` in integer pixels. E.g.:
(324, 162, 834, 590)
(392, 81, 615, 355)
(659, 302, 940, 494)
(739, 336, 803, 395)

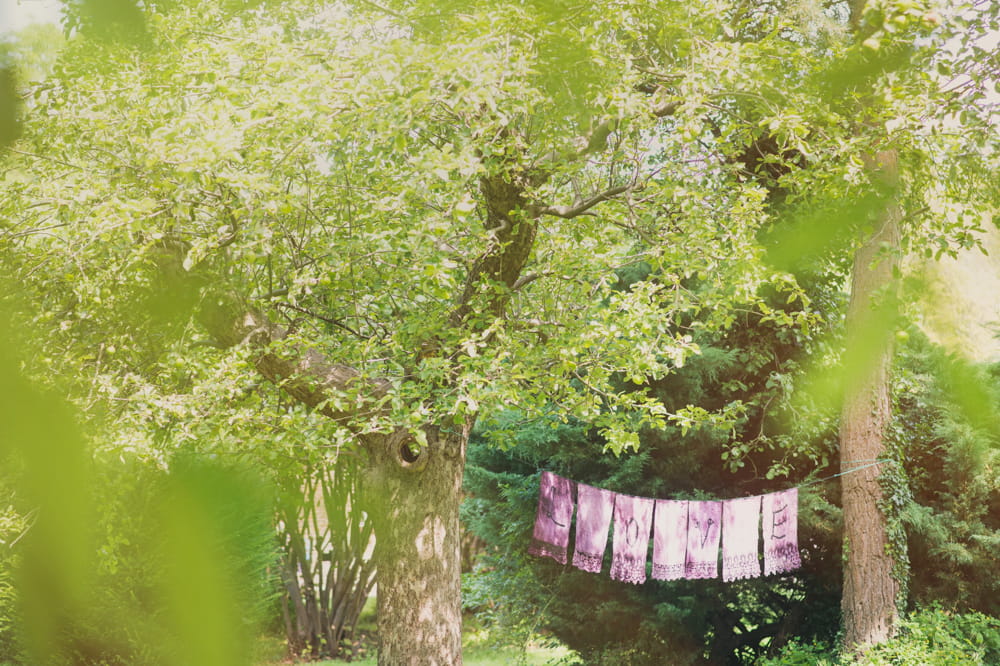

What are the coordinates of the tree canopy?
(1, 0, 998, 663)
(4, 0, 996, 443)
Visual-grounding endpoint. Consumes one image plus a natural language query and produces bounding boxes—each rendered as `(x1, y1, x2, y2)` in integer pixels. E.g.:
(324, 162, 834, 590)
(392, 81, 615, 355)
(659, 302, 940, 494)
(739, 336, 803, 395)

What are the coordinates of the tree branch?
(274, 301, 369, 340)
(653, 99, 681, 118)
(535, 89, 682, 169)
(201, 302, 391, 428)
(512, 271, 543, 292)
(448, 171, 536, 327)
(534, 184, 630, 219)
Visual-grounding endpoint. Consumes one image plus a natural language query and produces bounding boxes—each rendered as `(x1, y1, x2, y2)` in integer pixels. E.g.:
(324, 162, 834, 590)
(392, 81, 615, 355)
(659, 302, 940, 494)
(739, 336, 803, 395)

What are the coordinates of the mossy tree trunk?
(839, 148, 902, 653)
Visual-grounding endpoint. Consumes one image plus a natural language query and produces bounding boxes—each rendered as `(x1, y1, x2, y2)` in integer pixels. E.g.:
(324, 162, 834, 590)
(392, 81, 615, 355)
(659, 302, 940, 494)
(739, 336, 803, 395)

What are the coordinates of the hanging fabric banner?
(528, 471, 575, 565)
(527, 472, 805, 582)
(722, 495, 762, 582)
(572, 483, 616, 573)
(685, 500, 722, 579)
(651, 499, 688, 581)
(762, 488, 802, 575)
(610, 493, 654, 584)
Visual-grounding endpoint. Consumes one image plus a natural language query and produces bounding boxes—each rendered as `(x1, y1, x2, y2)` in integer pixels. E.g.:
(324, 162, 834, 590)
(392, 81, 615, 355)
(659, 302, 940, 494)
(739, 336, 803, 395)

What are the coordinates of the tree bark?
(363, 427, 467, 666)
(839, 149, 902, 653)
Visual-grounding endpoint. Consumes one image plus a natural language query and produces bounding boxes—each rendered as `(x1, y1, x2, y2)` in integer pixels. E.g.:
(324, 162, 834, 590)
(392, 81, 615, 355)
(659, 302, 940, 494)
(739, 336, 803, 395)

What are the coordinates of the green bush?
(756, 639, 837, 666)
(861, 608, 1000, 666)
(757, 607, 1000, 666)
(71, 455, 283, 666)
(893, 340, 1000, 616)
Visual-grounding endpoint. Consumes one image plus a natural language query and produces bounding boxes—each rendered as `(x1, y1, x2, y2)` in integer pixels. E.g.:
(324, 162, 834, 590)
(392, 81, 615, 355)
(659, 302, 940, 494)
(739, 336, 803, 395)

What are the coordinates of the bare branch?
(535, 184, 630, 219)
(256, 287, 290, 300)
(512, 271, 543, 292)
(534, 87, 681, 169)
(354, 0, 407, 20)
(275, 301, 369, 340)
(653, 99, 681, 118)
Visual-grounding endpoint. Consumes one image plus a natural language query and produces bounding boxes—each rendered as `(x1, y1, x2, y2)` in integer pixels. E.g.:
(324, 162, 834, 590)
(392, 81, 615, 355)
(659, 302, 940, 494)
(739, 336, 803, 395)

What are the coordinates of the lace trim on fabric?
(651, 562, 685, 581)
(572, 551, 605, 573)
(529, 539, 568, 565)
(684, 561, 717, 579)
(610, 560, 646, 585)
(722, 553, 761, 582)
(765, 543, 801, 576)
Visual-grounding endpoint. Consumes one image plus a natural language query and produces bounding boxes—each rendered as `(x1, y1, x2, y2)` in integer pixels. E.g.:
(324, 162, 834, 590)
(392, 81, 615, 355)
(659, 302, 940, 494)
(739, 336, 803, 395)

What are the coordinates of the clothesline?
(526, 459, 901, 584)
(796, 458, 897, 489)
(530, 457, 897, 502)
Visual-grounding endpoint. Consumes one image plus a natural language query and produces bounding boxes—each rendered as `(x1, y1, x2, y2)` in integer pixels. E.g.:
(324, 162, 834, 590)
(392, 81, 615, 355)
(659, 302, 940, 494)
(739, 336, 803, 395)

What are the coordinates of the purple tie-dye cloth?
(762, 488, 802, 575)
(572, 483, 616, 573)
(685, 500, 722, 579)
(651, 499, 689, 581)
(722, 495, 762, 582)
(528, 472, 575, 564)
(610, 493, 654, 584)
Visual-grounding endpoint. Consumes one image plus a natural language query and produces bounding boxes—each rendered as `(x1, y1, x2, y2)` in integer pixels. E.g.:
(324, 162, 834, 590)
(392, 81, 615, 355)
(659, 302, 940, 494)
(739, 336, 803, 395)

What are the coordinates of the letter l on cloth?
(528, 471, 575, 564)
(762, 488, 802, 575)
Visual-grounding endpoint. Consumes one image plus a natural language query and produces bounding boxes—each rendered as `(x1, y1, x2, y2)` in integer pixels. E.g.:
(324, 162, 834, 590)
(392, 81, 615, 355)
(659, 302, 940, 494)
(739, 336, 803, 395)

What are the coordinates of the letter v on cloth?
(528, 472, 575, 564)
(610, 493, 654, 584)
(762, 488, 802, 575)
(685, 500, 722, 579)
(572, 483, 616, 573)
(722, 495, 761, 582)
(651, 499, 688, 581)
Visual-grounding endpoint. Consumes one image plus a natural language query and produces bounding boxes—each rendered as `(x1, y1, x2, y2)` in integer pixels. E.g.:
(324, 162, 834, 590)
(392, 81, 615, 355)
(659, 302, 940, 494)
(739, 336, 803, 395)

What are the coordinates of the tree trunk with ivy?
(839, 148, 902, 652)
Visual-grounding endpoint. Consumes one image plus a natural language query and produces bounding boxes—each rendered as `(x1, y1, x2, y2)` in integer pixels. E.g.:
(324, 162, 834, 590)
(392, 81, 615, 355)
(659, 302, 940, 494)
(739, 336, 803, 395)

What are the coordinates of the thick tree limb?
(448, 171, 537, 327)
(201, 301, 391, 427)
(511, 271, 543, 292)
(653, 99, 681, 118)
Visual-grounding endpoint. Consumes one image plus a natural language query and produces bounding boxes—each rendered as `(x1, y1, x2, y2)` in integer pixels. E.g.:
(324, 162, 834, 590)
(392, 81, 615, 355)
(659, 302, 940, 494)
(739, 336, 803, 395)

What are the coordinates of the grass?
(313, 640, 575, 666)
(259, 597, 580, 665)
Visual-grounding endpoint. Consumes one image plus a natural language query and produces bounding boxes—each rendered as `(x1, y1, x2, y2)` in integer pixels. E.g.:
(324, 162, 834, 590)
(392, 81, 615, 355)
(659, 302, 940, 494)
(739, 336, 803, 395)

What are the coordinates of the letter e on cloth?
(610, 493, 654, 584)
(528, 471, 575, 564)
(762, 488, 802, 575)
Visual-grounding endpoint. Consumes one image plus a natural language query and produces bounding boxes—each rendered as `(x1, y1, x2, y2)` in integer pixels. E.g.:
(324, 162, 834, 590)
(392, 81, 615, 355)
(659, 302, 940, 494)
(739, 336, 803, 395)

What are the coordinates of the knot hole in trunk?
(389, 430, 429, 472)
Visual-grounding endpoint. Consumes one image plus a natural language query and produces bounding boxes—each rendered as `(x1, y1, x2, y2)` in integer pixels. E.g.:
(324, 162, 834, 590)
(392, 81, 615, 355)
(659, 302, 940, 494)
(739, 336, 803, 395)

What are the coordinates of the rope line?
(795, 459, 895, 490)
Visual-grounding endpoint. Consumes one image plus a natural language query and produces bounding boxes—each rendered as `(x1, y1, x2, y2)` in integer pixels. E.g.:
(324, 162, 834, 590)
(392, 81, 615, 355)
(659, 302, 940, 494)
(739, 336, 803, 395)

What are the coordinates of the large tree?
(836, 0, 997, 651)
(2, 0, 996, 662)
